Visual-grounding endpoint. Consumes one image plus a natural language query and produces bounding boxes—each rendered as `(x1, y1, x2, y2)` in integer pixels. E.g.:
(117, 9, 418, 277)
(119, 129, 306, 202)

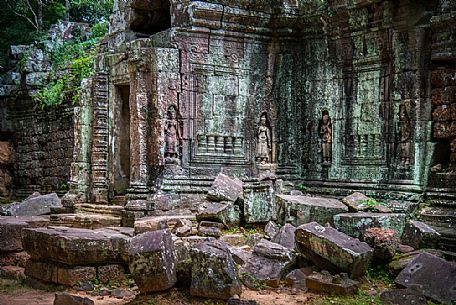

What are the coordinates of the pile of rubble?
(0, 173, 454, 305)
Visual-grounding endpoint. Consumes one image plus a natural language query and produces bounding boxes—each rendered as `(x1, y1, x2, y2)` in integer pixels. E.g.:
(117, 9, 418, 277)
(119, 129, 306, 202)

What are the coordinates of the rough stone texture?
(395, 252, 456, 304)
(306, 271, 359, 295)
(229, 246, 252, 266)
(0, 251, 30, 267)
(240, 239, 296, 288)
(284, 269, 307, 291)
(128, 230, 176, 293)
(134, 215, 196, 234)
(197, 221, 223, 237)
(197, 201, 240, 229)
(207, 173, 243, 202)
(333, 213, 407, 239)
(97, 264, 125, 284)
(264, 221, 279, 240)
(25, 260, 96, 286)
(49, 213, 122, 229)
(341, 192, 372, 212)
(0, 193, 62, 216)
(271, 223, 296, 249)
(190, 240, 242, 300)
(380, 288, 428, 305)
(277, 195, 348, 226)
(227, 297, 258, 305)
(220, 234, 246, 247)
(388, 249, 445, 276)
(54, 292, 94, 305)
(401, 220, 440, 249)
(0, 216, 49, 252)
(22, 226, 131, 265)
(296, 222, 373, 278)
(361, 227, 400, 261)
(243, 180, 276, 223)
(0, 141, 14, 198)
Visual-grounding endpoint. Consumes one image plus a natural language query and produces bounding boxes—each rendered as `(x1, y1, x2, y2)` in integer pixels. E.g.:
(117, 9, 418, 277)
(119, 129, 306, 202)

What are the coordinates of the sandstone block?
(296, 222, 373, 278)
(244, 180, 275, 223)
(196, 201, 240, 228)
(2, 193, 62, 216)
(53, 292, 94, 305)
(197, 220, 223, 237)
(277, 195, 348, 226)
(380, 288, 427, 305)
(22, 226, 130, 265)
(306, 271, 359, 295)
(341, 192, 371, 212)
(333, 212, 406, 238)
(25, 260, 96, 286)
(134, 215, 196, 234)
(207, 173, 243, 202)
(271, 223, 296, 249)
(361, 227, 400, 261)
(401, 220, 440, 249)
(190, 240, 241, 300)
(97, 264, 125, 284)
(128, 230, 176, 293)
(0, 216, 48, 252)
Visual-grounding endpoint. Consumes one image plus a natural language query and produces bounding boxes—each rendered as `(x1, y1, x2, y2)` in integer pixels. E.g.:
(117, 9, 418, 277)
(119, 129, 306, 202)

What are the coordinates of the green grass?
(307, 291, 383, 305)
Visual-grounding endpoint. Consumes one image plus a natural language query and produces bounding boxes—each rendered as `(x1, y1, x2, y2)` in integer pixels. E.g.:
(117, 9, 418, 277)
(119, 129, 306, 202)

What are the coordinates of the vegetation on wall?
(34, 21, 108, 109)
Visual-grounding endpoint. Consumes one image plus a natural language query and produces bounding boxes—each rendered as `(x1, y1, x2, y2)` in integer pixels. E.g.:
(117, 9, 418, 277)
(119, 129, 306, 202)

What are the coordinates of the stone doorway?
(112, 85, 131, 196)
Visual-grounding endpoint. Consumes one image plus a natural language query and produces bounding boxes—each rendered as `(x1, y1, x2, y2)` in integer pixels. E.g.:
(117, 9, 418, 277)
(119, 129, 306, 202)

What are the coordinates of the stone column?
(128, 61, 152, 198)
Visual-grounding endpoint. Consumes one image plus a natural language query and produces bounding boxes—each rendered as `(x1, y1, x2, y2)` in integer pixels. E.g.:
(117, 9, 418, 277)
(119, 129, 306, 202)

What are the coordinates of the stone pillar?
(128, 61, 152, 198)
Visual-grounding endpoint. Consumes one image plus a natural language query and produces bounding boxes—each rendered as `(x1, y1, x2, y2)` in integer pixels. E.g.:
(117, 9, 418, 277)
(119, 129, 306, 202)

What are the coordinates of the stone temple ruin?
(0, 0, 456, 304)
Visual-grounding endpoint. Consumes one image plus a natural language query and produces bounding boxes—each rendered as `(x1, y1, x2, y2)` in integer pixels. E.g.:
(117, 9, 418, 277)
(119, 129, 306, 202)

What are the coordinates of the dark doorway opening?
(113, 85, 131, 196)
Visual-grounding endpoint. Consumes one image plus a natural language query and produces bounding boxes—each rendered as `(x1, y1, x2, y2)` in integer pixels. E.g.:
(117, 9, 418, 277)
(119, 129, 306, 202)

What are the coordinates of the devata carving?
(398, 105, 411, 166)
(320, 111, 332, 165)
(255, 112, 271, 164)
(164, 105, 181, 163)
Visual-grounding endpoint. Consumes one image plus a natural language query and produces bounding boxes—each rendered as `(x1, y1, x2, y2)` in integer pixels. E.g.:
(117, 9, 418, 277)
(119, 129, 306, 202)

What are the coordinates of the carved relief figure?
(256, 112, 271, 164)
(320, 111, 332, 165)
(164, 105, 181, 161)
(398, 105, 411, 166)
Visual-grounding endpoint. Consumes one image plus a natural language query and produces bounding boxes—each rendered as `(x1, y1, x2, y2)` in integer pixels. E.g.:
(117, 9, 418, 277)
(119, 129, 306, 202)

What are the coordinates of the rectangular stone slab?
(296, 222, 373, 278)
(22, 226, 131, 265)
(0, 216, 49, 252)
(276, 195, 348, 226)
(333, 212, 406, 238)
(395, 252, 456, 305)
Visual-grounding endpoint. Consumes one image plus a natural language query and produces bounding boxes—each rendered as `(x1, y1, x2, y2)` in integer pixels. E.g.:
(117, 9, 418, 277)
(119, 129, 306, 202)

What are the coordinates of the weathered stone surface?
(49, 213, 122, 229)
(25, 260, 96, 286)
(207, 173, 243, 202)
(334, 213, 406, 239)
(361, 227, 400, 261)
(243, 180, 275, 223)
(190, 240, 242, 300)
(97, 264, 125, 284)
(175, 225, 192, 237)
(227, 297, 258, 305)
(395, 252, 456, 304)
(277, 195, 348, 226)
(0, 216, 48, 252)
(341, 192, 371, 212)
(22, 226, 131, 265)
(0, 141, 14, 165)
(0, 251, 30, 267)
(240, 239, 296, 288)
(271, 223, 296, 249)
(388, 249, 444, 276)
(296, 222, 373, 278)
(0, 266, 25, 280)
(306, 271, 359, 295)
(264, 221, 279, 239)
(284, 269, 307, 291)
(134, 215, 196, 234)
(197, 220, 223, 237)
(380, 288, 428, 305)
(1, 193, 62, 216)
(54, 292, 94, 305)
(401, 220, 440, 249)
(220, 234, 245, 247)
(197, 201, 240, 229)
(128, 230, 176, 293)
(229, 246, 252, 266)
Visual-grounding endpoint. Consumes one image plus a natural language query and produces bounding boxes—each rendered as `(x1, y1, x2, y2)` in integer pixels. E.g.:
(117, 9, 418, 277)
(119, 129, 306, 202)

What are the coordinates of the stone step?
(427, 224, 456, 252)
(419, 206, 456, 225)
(160, 178, 213, 193)
(111, 196, 127, 206)
(74, 204, 124, 216)
(49, 213, 121, 229)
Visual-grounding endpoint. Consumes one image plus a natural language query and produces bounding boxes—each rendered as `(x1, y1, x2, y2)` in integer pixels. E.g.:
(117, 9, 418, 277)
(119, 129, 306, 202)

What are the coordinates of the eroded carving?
(164, 105, 181, 164)
(398, 104, 411, 166)
(256, 112, 272, 164)
(320, 110, 332, 165)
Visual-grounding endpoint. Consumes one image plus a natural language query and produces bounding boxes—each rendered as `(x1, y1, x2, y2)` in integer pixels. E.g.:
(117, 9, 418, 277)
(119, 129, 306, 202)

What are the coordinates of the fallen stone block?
(196, 201, 240, 228)
(220, 234, 246, 247)
(277, 195, 348, 226)
(175, 225, 192, 237)
(1, 193, 62, 216)
(134, 215, 196, 234)
(271, 223, 296, 249)
(0, 251, 30, 267)
(361, 227, 399, 261)
(227, 297, 258, 305)
(229, 246, 252, 266)
(128, 230, 176, 293)
(401, 220, 440, 249)
(333, 212, 406, 239)
(22, 226, 131, 266)
(207, 173, 243, 202)
(25, 260, 96, 286)
(380, 288, 428, 305)
(198, 221, 223, 237)
(240, 239, 296, 288)
(296, 222, 373, 278)
(54, 292, 94, 305)
(190, 240, 242, 300)
(306, 271, 359, 295)
(395, 252, 456, 304)
(341, 192, 371, 212)
(284, 269, 307, 291)
(0, 216, 48, 252)
(49, 213, 121, 229)
(264, 221, 279, 239)
(388, 249, 444, 276)
(243, 180, 276, 223)
(0, 266, 25, 280)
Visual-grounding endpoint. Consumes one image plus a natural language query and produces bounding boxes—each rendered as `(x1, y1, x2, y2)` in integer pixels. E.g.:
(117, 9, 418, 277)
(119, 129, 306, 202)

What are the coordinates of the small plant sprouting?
(360, 198, 386, 209)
